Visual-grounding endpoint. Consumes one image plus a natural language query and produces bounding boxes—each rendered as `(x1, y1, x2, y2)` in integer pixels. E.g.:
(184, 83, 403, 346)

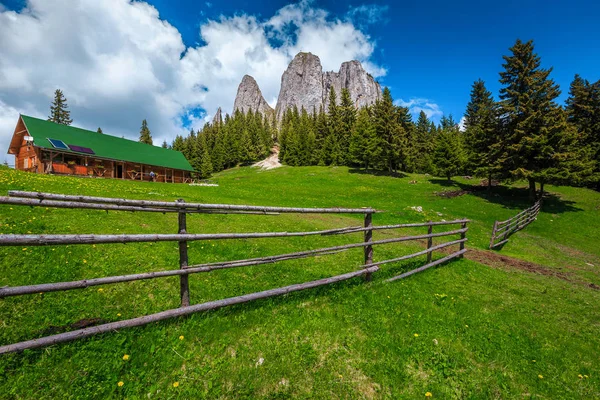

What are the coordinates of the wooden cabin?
(7, 115, 194, 183)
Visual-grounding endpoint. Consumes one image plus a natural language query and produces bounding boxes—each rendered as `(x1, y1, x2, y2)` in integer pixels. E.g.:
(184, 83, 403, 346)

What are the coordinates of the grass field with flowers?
(1, 164, 599, 399)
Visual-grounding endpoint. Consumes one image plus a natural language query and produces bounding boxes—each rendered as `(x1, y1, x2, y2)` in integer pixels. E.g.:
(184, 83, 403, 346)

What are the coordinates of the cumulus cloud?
(0, 0, 385, 159)
(395, 98, 443, 120)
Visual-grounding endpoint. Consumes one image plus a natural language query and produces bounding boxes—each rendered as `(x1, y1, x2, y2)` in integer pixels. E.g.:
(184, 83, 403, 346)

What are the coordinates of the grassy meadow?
(0, 164, 599, 399)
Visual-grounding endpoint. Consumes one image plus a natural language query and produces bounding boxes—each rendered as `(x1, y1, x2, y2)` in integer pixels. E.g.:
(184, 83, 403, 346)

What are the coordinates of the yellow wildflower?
(578, 374, 583, 379)
(584, 375, 589, 379)
(117, 313, 121, 317)
(538, 375, 543, 379)
(414, 333, 419, 337)
(83, 259, 87, 264)
(98, 288, 104, 292)
(118, 381, 124, 387)
(123, 354, 130, 361)
(22, 248, 27, 251)
(173, 382, 179, 388)
(179, 335, 184, 340)
(425, 392, 432, 397)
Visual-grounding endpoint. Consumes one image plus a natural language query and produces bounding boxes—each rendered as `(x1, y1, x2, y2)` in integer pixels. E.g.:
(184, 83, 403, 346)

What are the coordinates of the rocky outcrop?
(275, 52, 325, 121)
(233, 75, 274, 117)
(323, 60, 382, 110)
(211, 107, 222, 125)
(229, 52, 382, 124)
(275, 52, 381, 121)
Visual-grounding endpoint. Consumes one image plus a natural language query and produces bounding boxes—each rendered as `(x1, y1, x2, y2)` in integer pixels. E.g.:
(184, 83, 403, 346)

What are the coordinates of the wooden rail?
(489, 199, 541, 249)
(0, 191, 469, 354)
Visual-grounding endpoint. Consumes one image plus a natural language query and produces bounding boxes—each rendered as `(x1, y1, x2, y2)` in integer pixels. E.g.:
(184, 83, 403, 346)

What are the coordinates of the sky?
(1, 0, 599, 163)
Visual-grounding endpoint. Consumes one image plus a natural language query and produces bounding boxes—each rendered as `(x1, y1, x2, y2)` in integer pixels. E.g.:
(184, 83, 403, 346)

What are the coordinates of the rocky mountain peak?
(233, 75, 274, 117)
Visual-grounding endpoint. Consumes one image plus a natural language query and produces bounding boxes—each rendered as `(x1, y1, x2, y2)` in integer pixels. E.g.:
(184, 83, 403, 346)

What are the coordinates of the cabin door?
(117, 164, 123, 179)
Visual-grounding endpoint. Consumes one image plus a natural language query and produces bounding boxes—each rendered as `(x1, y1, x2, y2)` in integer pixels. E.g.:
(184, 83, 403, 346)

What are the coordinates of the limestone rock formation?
(227, 52, 382, 124)
(275, 52, 326, 121)
(275, 52, 381, 121)
(233, 75, 274, 117)
(211, 107, 222, 125)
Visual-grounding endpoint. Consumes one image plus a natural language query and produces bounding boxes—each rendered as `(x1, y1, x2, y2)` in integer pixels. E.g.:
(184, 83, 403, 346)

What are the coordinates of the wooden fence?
(0, 191, 469, 354)
(489, 199, 541, 249)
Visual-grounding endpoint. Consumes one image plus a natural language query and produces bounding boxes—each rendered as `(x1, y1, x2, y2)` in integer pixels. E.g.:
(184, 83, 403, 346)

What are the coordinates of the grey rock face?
(323, 60, 382, 110)
(211, 107, 222, 125)
(275, 52, 325, 121)
(233, 75, 274, 117)
(275, 52, 381, 120)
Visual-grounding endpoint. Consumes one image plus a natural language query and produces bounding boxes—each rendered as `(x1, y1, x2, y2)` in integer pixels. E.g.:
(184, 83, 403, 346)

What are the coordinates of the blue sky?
(1, 0, 599, 158)
(143, 0, 600, 119)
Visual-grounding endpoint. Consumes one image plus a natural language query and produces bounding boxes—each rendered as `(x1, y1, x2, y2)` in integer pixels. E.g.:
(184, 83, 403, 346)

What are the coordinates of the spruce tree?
(566, 75, 600, 186)
(414, 111, 435, 173)
(327, 87, 344, 165)
(161, 140, 168, 148)
(499, 39, 580, 200)
(48, 89, 73, 125)
(139, 119, 153, 145)
(463, 79, 501, 189)
(372, 87, 405, 173)
(349, 106, 380, 171)
(97, 127, 103, 134)
(339, 88, 356, 163)
(434, 116, 464, 181)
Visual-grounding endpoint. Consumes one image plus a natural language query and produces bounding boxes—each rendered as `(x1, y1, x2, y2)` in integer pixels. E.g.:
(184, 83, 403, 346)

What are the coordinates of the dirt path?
(253, 147, 282, 170)
(463, 247, 600, 290)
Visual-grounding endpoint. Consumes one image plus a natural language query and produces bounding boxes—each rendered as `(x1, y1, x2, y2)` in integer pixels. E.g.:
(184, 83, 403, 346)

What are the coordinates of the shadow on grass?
(348, 168, 409, 179)
(427, 178, 582, 214)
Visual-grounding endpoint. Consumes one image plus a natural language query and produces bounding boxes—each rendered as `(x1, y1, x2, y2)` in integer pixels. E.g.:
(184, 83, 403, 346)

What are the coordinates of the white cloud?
(395, 98, 443, 120)
(0, 0, 385, 159)
(458, 116, 466, 132)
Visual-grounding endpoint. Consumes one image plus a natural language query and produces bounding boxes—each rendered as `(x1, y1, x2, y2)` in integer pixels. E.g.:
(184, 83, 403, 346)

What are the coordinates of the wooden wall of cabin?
(15, 139, 42, 173)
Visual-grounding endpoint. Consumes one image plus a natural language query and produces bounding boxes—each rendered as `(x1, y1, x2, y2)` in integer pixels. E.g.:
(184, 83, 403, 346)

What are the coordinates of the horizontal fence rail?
(0, 191, 469, 353)
(489, 199, 541, 249)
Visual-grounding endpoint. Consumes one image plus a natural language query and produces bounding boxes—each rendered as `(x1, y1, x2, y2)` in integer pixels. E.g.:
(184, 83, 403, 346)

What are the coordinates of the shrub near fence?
(489, 199, 542, 249)
(0, 191, 469, 354)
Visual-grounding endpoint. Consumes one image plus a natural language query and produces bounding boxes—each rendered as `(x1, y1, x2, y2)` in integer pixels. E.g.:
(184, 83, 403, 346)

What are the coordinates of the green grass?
(0, 165, 599, 399)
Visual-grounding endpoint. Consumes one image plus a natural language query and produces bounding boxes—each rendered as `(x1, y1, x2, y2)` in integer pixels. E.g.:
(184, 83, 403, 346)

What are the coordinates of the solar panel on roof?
(68, 144, 95, 154)
(47, 138, 69, 149)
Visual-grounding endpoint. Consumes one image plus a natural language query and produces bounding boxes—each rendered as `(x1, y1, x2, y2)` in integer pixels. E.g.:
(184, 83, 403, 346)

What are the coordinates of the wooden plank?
(386, 249, 467, 282)
(367, 238, 466, 268)
(426, 221, 433, 263)
(490, 238, 509, 248)
(363, 212, 373, 281)
(0, 266, 379, 354)
(177, 199, 190, 307)
(0, 227, 468, 247)
(8, 191, 377, 214)
(0, 230, 468, 297)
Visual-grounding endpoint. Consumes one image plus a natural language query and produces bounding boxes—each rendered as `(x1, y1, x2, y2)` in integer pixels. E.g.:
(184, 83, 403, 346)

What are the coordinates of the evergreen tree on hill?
(48, 89, 73, 125)
(161, 140, 168, 148)
(349, 106, 380, 171)
(139, 119, 153, 145)
(372, 87, 406, 174)
(499, 39, 584, 200)
(433, 115, 464, 181)
(463, 79, 501, 189)
(339, 88, 356, 163)
(414, 111, 435, 173)
(327, 87, 344, 165)
(566, 75, 600, 187)
(97, 127, 103, 134)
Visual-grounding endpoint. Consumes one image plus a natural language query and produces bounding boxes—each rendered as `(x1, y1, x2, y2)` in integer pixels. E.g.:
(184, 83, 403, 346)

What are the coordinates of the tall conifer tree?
(48, 89, 73, 125)
(139, 119, 153, 145)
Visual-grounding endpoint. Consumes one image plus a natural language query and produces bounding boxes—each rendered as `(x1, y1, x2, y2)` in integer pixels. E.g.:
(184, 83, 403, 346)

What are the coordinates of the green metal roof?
(20, 115, 194, 172)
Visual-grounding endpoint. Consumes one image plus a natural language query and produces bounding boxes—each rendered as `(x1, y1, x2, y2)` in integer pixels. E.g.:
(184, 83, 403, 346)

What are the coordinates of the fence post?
(177, 199, 190, 307)
(489, 221, 498, 249)
(363, 212, 373, 281)
(459, 221, 467, 258)
(426, 221, 433, 263)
